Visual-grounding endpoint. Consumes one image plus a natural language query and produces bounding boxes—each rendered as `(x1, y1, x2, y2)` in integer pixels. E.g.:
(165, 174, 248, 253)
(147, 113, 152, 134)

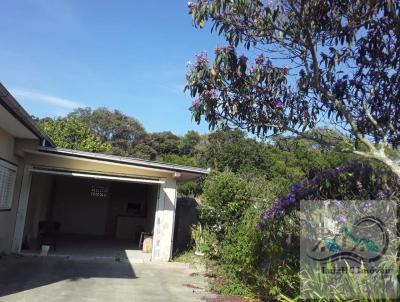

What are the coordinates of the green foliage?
(68, 107, 155, 159)
(131, 143, 157, 160)
(197, 172, 300, 299)
(156, 153, 204, 197)
(156, 153, 198, 167)
(220, 207, 299, 299)
(150, 131, 181, 155)
(38, 117, 112, 153)
(286, 262, 398, 302)
(199, 171, 252, 246)
(179, 130, 201, 155)
(197, 129, 267, 173)
(198, 129, 351, 186)
(172, 249, 198, 263)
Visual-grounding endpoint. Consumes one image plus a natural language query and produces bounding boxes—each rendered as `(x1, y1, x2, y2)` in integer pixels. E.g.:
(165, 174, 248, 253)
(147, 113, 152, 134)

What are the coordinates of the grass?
(172, 249, 199, 263)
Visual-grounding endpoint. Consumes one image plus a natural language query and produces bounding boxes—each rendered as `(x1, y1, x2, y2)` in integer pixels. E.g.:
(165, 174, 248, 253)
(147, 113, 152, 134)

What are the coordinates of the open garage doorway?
(20, 171, 160, 262)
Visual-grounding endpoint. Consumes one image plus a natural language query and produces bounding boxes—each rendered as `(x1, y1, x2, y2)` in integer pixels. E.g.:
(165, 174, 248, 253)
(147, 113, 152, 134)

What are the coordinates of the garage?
(21, 170, 161, 262)
(9, 147, 207, 262)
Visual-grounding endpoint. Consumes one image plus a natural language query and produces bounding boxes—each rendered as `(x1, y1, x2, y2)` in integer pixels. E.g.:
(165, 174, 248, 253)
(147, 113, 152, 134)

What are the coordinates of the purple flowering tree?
(185, 0, 400, 176)
(258, 162, 400, 228)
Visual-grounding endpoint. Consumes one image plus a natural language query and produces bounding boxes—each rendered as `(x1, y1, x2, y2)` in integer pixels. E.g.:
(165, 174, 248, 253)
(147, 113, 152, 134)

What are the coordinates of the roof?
(38, 146, 209, 175)
(0, 83, 208, 177)
(0, 83, 55, 147)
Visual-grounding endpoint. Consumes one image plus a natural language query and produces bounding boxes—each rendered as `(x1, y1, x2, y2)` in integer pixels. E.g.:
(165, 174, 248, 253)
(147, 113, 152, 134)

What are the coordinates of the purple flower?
(290, 181, 303, 194)
(214, 46, 222, 55)
(376, 191, 385, 199)
(274, 198, 284, 209)
(275, 100, 284, 109)
(196, 52, 208, 64)
(262, 210, 272, 221)
(255, 54, 265, 65)
(199, 89, 216, 101)
(383, 185, 392, 197)
(215, 45, 234, 55)
(337, 214, 346, 224)
(310, 175, 320, 186)
(286, 193, 296, 203)
(192, 98, 202, 108)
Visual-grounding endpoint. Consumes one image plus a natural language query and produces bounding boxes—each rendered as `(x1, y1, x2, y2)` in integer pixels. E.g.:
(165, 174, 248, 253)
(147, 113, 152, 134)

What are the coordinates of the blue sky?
(0, 0, 225, 135)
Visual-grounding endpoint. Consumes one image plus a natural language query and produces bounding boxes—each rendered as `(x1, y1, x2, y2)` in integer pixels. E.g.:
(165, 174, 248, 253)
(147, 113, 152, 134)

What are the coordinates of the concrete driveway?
(0, 256, 213, 302)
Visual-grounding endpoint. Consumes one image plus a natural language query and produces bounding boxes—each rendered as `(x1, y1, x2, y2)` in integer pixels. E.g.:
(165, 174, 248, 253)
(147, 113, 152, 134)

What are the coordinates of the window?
(90, 185, 108, 198)
(0, 160, 17, 210)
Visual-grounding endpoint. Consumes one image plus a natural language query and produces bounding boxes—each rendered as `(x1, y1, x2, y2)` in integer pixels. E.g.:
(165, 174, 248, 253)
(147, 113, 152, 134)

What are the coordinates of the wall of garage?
(0, 128, 19, 164)
(52, 176, 110, 236)
(104, 182, 158, 242)
(23, 173, 53, 248)
(0, 128, 23, 253)
(49, 177, 158, 241)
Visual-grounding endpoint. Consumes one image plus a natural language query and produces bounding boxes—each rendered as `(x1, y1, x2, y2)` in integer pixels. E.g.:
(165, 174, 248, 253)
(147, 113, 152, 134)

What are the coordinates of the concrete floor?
(22, 235, 152, 263)
(0, 255, 214, 302)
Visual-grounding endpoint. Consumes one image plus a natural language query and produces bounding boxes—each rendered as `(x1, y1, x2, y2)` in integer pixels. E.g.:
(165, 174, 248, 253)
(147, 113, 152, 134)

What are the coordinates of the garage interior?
(21, 171, 159, 262)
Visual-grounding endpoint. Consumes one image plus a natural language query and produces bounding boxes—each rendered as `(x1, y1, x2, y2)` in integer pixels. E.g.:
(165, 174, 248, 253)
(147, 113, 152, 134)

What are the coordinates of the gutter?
(0, 83, 55, 147)
(37, 146, 210, 175)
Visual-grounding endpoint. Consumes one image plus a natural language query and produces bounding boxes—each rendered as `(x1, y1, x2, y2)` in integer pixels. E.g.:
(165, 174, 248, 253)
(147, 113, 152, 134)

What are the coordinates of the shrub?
(196, 162, 399, 301)
(218, 206, 299, 299)
(199, 171, 252, 249)
(197, 171, 299, 299)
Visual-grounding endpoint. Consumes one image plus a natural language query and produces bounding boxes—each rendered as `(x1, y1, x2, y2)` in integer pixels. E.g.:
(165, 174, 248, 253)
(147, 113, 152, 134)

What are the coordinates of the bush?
(196, 171, 299, 299)
(217, 202, 299, 299)
(198, 171, 252, 250)
(195, 160, 399, 301)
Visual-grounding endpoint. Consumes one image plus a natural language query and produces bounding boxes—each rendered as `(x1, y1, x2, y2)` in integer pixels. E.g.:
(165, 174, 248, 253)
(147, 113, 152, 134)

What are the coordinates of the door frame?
(12, 166, 166, 255)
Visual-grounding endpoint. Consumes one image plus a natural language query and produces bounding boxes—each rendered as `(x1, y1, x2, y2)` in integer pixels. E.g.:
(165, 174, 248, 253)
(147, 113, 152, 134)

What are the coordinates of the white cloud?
(11, 89, 85, 109)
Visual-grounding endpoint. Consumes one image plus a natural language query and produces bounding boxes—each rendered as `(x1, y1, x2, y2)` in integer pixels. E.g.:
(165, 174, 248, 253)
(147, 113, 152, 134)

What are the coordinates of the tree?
(179, 130, 201, 155)
(68, 108, 156, 158)
(150, 131, 181, 154)
(185, 0, 400, 176)
(131, 143, 157, 160)
(198, 129, 269, 173)
(38, 117, 112, 153)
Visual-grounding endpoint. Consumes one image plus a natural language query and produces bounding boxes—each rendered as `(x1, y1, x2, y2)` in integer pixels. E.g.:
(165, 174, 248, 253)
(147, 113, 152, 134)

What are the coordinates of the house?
(0, 83, 208, 261)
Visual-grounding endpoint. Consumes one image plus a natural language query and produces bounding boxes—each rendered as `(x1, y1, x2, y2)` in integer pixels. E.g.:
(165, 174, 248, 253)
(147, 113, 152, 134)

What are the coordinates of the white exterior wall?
(0, 128, 23, 253)
(152, 177, 177, 261)
(23, 173, 53, 247)
(0, 128, 19, 164)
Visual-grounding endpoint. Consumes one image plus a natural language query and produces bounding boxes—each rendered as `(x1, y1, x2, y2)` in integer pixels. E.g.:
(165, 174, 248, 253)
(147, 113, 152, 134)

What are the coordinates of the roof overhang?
(29, 167, 166, 184)
(28, 147, 209, 182)
(0, 83, 54, 146)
